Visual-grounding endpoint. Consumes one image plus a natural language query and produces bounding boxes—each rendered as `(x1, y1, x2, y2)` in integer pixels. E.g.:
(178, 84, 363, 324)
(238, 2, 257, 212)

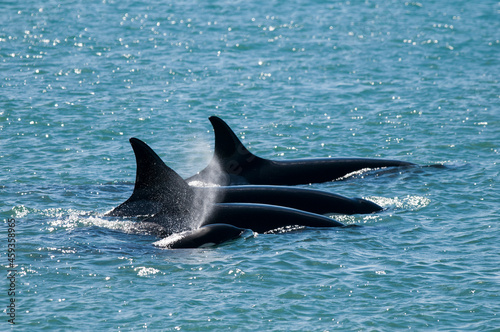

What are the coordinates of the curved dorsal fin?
(185, 117, 265, 185)
(129, 138, 189, 194)
(209, 116, 256, 160)
(107, 138, 194, 217)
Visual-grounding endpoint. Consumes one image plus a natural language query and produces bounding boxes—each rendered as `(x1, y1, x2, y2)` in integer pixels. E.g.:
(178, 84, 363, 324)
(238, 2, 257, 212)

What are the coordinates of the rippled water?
(1, 0, 499, 330)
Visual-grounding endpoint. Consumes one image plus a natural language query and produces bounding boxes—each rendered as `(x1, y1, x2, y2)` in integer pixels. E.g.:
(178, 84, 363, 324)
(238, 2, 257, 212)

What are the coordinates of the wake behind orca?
(186, 116, 416, 186)
(106, 138, 348, 248)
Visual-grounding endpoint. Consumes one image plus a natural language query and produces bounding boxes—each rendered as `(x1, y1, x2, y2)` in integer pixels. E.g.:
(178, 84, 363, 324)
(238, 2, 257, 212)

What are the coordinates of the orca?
(154, 224, 247, 249)
(185, 116, 416, 186)
(200, 202, 344, 233)
(107, 140, 383, 217)
(108, 182, 382, 217)
(206, 185, 382, 215)
(110, 183, 382, 217)
(107, 136, 382, 218)
(106, 137, 195, 222)
(106, 138, 345, 247)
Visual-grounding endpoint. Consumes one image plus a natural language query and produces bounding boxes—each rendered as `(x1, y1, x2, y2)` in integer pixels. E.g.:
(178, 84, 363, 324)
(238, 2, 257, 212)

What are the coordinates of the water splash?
(369, 195, 431, 211)
(334, 195, 431, 225)
(153, 232, 188, 248)
(337, 168, 375, 180)
(10, 205, 33, 218)
(43, 208, 168, 237)
(134, 266, 162, 277)
(186, 159, 224, 231)
(47, 211, 139, 233)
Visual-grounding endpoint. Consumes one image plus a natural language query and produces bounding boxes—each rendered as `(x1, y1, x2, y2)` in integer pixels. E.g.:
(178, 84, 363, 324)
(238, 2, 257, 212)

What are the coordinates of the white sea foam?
(152, 231, 188, 248)
(337, 168, 375, 180)
(369, 195, 431, 210)
(134, 266, 162, 277)
(46, 209, 146, 235)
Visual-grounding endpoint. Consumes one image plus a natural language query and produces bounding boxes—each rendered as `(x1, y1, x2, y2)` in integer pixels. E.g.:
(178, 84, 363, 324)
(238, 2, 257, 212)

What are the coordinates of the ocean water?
(1, 0, 499, 330)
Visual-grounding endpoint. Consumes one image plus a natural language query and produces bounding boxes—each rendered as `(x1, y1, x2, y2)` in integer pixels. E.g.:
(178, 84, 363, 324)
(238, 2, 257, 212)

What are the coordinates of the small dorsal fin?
(209, 116, 256, 160)
(185, 117, 265, 185)
(107, 138, 194, 217)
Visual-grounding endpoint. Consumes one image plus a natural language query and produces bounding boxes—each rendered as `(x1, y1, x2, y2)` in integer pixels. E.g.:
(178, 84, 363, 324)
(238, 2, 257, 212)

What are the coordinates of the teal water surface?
(1, 0, 499, 330)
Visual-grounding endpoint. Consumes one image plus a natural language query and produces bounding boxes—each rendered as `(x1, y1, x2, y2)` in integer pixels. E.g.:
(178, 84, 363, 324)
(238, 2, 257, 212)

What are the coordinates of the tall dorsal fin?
(129, 137, 191, 196)
(107, 138, 194, 217)
(209, 116, 257, 160)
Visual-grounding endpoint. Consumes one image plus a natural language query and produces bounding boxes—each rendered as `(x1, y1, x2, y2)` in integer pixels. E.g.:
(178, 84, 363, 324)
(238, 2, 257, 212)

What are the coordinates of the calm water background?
(1, 0, 499, 330)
